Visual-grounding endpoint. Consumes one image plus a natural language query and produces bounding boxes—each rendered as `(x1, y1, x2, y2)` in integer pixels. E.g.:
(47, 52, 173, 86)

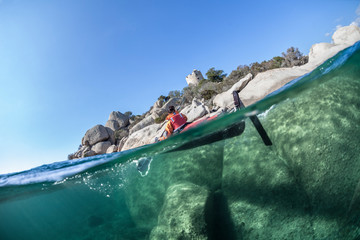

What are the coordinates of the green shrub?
(155, 112, 169, 124)
(206, 67, 227, 82)
(114, 128, 129, 140)
(200, 89, 217, 100)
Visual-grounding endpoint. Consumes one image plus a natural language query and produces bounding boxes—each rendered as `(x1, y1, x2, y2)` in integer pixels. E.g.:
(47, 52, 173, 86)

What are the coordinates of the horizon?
(1, 0, 359, 174)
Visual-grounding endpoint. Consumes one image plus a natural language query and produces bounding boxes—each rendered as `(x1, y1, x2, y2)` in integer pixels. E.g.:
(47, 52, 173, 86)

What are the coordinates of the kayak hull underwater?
(166, 114, 245, 152)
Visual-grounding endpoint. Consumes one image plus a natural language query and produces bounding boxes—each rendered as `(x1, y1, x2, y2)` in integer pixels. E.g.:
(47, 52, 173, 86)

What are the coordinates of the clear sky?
(0, 0, 359, 174)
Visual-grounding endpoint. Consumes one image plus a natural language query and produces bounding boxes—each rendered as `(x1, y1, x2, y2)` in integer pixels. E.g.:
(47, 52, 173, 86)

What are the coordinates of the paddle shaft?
(232, 91, 272, 146)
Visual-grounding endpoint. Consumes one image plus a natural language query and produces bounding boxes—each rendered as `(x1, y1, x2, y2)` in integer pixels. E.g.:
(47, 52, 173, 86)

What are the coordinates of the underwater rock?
(123, 141, 224, 230)
(222, 128, 314, 239)
(88, 215, 104, 228)
(150, 182, 209, 240)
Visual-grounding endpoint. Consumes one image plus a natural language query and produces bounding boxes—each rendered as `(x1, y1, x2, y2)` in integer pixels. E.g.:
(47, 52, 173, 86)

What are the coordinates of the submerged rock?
(123, 141, 224, 230)
(150, 182, 210, 240)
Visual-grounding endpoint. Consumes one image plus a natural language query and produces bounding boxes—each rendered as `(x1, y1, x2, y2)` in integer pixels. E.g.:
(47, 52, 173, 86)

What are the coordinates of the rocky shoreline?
(69, 25, 360, 160)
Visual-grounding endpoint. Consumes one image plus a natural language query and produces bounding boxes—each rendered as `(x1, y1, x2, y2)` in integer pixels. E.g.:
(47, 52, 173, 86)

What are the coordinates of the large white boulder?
(238, 67, 310, 106)
(82, 124, 110, 146)
(180, 99, 208, 122)
(106, 145, 118, 154)
(151, 98, 181, 120)
(309, 25, 360, 67)
(122, 124, 161, 151)
(212, 73, 252, 110)
(214, 25, 360, 108)
(129, 115, 155, 135)
(332, 25, 360, 46)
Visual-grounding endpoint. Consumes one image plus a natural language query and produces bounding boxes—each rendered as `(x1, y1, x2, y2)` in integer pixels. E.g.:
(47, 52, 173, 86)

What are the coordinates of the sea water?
(0, 42, 359, 240)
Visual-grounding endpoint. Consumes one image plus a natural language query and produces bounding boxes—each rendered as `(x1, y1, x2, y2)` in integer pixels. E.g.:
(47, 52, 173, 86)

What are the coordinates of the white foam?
(0, 153, 121, 187)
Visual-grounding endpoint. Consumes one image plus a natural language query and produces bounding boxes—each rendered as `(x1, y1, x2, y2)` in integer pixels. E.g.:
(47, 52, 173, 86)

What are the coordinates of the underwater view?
(0, 42, 359, 239)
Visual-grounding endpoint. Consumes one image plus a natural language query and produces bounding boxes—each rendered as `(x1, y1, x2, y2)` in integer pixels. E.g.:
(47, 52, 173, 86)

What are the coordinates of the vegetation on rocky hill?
(180, 46, 308, 108)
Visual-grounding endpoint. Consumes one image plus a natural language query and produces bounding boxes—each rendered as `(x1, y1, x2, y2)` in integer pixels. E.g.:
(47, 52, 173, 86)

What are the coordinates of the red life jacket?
(169, 113, 187, 131)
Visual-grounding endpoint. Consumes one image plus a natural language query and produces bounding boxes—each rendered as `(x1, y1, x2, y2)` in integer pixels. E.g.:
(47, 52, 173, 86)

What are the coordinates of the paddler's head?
(168, 106, 175, 113)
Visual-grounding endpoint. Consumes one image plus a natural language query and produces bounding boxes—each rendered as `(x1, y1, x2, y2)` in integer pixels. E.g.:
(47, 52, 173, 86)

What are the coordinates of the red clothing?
(160, 111, 187, 140)
(167, 112, 187, 130)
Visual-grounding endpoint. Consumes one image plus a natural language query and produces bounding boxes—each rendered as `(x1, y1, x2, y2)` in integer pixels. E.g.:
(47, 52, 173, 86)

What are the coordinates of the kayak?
(166, 114, 246, 152)
(182, 114, 219, 132)
(160, 91, 272, 150)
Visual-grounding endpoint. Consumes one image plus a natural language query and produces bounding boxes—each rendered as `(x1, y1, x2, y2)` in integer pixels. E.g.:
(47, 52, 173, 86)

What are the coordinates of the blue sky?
(0, 0, 359, 174)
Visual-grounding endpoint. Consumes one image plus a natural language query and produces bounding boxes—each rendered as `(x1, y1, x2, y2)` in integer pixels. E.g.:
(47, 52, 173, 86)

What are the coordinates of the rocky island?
(69, 25, 360, 160)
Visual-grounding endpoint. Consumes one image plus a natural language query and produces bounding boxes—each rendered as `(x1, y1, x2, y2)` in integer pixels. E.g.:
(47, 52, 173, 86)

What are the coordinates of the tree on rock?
(282, 47, 308, 67)
(206, 67, 227, 83)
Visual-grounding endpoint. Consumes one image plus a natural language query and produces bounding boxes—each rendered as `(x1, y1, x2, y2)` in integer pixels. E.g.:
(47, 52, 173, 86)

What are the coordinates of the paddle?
(233, 91, 272, 146)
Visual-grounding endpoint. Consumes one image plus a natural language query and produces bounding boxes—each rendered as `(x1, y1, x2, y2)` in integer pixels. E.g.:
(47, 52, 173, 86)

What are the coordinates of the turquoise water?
(0, 42, 359, 239)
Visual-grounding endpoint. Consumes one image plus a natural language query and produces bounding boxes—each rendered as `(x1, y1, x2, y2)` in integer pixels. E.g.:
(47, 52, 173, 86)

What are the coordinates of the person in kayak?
(158, 106, 188, 141)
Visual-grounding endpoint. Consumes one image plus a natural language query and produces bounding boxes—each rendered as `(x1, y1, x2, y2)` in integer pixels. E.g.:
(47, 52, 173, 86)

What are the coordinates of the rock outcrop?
(106, 145, 118, 153)
(151, 97, 181, 120)
(129, 115, 155, 135)
(82, 125, 110, 146)
(105, 111, 129, 131)
(309, 25, 360, 67)
(91, 141, 112, 154)
(180, 98, 209, 122)
(74, 124, 116, 157)
(186, 69, 204, 86)
(122, 124, 161, 151)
